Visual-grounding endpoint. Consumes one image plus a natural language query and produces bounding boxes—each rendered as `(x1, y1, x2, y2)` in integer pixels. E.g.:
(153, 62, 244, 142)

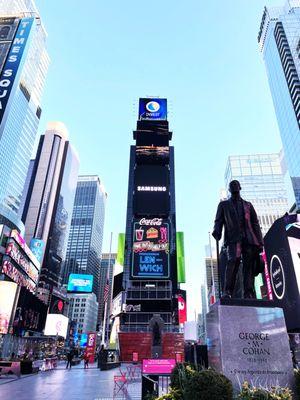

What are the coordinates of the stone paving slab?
(0, 364, 141, 400)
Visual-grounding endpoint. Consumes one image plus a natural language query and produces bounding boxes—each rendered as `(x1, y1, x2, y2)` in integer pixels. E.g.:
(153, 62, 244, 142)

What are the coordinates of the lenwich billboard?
(131, 217, 170, 279)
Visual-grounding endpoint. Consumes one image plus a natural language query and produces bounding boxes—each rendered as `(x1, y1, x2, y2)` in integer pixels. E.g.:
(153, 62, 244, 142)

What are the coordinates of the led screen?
(0, 281, 17, 334)
(133, 165, 170, 216)
(67, 274, 93, 292)
(131, 218, 170, 279)
(44, 314, 69, 339)
(138, 98, 167, 121)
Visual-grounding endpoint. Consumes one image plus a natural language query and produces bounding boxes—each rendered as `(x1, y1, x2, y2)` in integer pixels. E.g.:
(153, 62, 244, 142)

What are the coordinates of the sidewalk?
(0, 363, 141, 399)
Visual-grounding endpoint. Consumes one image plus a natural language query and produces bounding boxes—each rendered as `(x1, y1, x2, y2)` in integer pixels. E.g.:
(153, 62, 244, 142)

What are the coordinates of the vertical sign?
(178, 294, 187, 324)
(0, 17, 34, 129)
(86, 332, 97, 363)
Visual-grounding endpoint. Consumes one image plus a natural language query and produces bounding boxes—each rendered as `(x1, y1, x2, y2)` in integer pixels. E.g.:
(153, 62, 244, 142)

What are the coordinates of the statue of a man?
(212, 180, 263, 299)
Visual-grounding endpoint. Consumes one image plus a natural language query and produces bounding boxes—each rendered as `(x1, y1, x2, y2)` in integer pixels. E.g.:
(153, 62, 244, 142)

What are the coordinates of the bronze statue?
(212, 180, 263, 299)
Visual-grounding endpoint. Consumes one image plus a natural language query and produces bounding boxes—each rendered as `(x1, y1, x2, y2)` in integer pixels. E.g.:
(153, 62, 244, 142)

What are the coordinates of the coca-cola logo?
(139, 218, 162, 226)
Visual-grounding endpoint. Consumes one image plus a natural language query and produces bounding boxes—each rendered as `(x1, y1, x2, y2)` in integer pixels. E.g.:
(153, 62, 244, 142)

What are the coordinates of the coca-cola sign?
(131, 218, 170, 279)
(139, 218, 163, 226)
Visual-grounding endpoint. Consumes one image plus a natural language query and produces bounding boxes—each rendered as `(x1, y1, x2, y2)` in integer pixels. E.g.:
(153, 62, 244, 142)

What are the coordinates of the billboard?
(176, 232, 186, 283)
(0, 18, 34, 130)
(29, 238, 45, 263)
(133, 165, 170, 216)
(0, 17, 19, 72)
(67, 274, 93, 293)
(138, 98, 167, 121)
(264, 214, 300, 330)
(131, 218, 170, 279)
(1, 260, 36, 293)
(142, 359, 176, 374)
(44, 314, 69, 339)
(86, 332, 97, 363)
(0, 281, 17, 334)
(136, 146, 169, 164)
(178, 294, 187, 324)
(13, 286, 48, 335)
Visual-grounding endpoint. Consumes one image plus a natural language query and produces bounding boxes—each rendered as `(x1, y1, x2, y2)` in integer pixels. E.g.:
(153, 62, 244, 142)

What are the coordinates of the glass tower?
(0, 0, 49, 231)
(63, 176, 107, 298)
(259, 0, 300, 208)
(23, 122, 79, 289)
(224, 153, 289, 235)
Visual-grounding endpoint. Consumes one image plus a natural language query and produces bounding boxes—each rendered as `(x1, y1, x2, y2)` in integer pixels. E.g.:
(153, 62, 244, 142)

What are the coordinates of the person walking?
(66, 349, 74, 369)
(83, 352, 89, 369)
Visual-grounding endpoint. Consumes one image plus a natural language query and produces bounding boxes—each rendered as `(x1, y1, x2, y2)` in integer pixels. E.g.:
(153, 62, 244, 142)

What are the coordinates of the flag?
(103, 278, 110, 303)
(208, 277, 216, 305)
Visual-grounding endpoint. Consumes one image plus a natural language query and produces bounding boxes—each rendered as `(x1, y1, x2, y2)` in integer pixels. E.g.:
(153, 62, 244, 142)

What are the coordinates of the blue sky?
(36, 0, 283, 317)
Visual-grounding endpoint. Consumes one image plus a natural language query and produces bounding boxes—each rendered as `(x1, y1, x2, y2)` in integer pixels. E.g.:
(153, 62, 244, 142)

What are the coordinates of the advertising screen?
(0, 18, 34, 128)
(131, 218, 170, 279)
(138, 98, 167, 121)
(29, 238, 45, 263)
(67, 274, 93, 292)
(0, 281, 17, 334)
(13, 286, 48, 335)
(136, 146, 169, 164)
(133, 165, 170, 216)
(1, 260, 36, 293)
(44, 314, 69, 339)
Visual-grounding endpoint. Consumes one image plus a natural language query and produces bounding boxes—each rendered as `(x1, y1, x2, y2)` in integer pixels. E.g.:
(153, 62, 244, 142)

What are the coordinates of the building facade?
(0, 0, 49, 231)
(98, 253, 116, 327)
(67, 292, 98, 336)
(22, 122, 79, 291)
(63, 176, 107, 298)
(224, 153, 289, 235)
(258, 0, 300, 208)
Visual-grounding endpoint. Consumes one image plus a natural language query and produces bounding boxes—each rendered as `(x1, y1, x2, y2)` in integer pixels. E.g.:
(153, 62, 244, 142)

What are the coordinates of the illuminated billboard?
(0, 281, 17, 334)
(133, 165, 170, 216)
(138, 98, 167, 121)
(131, 218, 170, 279)
(29, 238, 45, 263)
(136, 146, 169, 164)
(44, 314, 69, 339)
(0, 17, 19, 72)
(0, 18, 34, 128)
(67, 274, 93, 293)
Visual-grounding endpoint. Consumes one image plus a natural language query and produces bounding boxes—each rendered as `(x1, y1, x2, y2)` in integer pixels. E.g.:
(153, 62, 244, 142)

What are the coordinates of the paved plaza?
(0, 363, 141, 400)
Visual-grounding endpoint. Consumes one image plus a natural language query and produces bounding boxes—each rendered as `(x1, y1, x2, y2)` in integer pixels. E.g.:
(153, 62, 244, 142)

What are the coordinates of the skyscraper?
(63, 175, 107, 297)
(23, 122, 79, 290)
(0, 0, 49, 231)
(224, 153, 289, 235)
(122, 98, 180, 332)
(98, 253, 116, 327)
(258, 0, 300, 208)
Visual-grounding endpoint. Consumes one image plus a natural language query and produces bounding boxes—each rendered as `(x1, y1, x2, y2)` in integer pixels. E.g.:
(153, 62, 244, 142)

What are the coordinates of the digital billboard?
(67, 274, 93, 293)
(29, 238, 45, 263)
(133, 165, 170, 216)
(0, 281, 17, 334)
(131, 218, 170, 279)
(136, 146, 169, 164)
(13, 286, 48, 335)
(138, 98, 167, 121)
(44, 314, 69, 339)
(0, 18, 34, 128)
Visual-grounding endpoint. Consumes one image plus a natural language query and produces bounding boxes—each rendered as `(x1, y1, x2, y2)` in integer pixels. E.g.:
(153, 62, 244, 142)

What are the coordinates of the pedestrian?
(66, 349, 74, 369)
(97, 345, 107, 371)
(83, 352, 89, 369)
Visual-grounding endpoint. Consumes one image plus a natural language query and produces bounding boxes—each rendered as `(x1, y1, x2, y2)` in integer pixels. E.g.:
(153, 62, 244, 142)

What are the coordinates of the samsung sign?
(0, 17, 34, 129)
(138, 98, 167, 120)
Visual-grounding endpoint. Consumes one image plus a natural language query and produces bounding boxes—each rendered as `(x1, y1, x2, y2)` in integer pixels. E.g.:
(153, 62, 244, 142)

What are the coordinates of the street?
(0, 363, 141, 400)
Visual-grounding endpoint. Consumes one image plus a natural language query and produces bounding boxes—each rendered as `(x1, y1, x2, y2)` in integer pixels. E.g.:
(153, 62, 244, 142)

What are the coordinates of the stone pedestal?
(207, 303, 294, 392)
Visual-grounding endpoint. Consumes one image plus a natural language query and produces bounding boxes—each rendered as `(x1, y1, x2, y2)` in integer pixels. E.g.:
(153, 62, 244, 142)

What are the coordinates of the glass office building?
(225, 153, 289, 235)
(23, 122, 79, 289)
(63, 176, 107, 298)
(0, 0, 49, 231)
(258, 0, 300, 208)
